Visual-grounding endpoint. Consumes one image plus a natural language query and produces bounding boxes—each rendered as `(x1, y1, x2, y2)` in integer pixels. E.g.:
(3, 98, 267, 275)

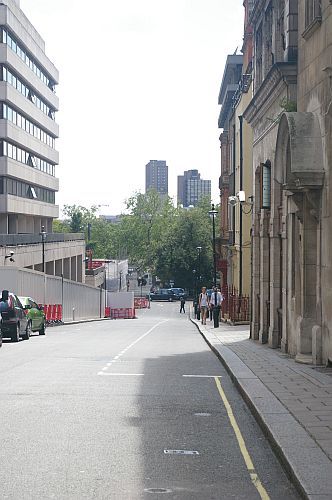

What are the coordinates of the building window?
(260, 161, 271, 209)
(305, 0, 321, 26)
(0, 176, 55, 203)
(303, 0, 322, 38)
(1, 103, 55, 148)
(29, 186, 37, 199)
(0, 140, 55, 176)
(0, 27, 56, 92)
(0, 63, 58, 119)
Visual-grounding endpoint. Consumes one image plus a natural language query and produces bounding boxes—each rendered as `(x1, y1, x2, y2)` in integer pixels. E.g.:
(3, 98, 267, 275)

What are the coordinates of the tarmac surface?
(0, 302, 301, 499)
(191, 314, 332, 500)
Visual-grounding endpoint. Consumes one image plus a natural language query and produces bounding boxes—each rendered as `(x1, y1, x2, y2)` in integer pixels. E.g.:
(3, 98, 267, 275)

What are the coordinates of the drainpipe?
(239, 115, 243, 298)
(232, 124, 236, 245)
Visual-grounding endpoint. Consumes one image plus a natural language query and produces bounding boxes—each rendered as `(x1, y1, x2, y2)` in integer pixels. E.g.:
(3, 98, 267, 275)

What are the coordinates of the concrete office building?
(177, 169, 211, 207)
(145, 160, 168, 196)
(0, 0, 86, 284)
(0, 0, 59, 234)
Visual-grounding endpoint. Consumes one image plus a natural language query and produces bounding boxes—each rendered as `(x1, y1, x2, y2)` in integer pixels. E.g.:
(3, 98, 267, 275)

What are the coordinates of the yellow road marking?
(214, 377, 270, 500)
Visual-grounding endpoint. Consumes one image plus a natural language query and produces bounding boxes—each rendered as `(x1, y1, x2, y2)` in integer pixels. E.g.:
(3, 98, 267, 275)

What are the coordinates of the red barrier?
(134, 297, 149, 309)
(105, 306, 111, 318)
(56, 304, 62, 322)
(110, 308, 135, 319)
(46, 304, 52, 322)
(41, 304, 62, 324)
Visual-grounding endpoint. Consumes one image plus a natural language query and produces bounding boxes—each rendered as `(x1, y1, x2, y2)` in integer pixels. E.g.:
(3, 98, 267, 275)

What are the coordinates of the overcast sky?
(20, 0, 244, 215)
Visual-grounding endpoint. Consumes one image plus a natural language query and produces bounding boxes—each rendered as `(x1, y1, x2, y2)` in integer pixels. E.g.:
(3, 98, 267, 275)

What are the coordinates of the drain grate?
(164, 449, 199, 455)
(144, 488, 172, 494)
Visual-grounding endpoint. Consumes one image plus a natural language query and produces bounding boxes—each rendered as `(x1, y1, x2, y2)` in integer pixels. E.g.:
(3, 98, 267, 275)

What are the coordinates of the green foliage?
(52, 219, 70, 233)
(56, 194, 216, 289)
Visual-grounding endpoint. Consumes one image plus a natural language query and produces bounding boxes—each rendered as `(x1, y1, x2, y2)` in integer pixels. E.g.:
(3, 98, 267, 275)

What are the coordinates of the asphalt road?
(0, 302, 300, 500)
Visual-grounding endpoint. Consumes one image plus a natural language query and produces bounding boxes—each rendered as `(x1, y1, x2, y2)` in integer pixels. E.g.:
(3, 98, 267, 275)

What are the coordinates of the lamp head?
(228, 196, 238, 207)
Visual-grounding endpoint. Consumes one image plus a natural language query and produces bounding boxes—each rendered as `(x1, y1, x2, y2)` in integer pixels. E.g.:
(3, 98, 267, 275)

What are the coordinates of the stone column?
(251, 212, 260, 340)
(71, 256, 77, 281)
(268, 214, 281, 348)
(297, 195, 319, 362)
(259, 210, 270, 343)
(63, 258, 70, 280)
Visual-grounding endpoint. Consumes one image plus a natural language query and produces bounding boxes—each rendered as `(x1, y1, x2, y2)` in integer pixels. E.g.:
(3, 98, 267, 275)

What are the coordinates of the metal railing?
(221, 284, 250, 323)
(0, 232, 85, 246)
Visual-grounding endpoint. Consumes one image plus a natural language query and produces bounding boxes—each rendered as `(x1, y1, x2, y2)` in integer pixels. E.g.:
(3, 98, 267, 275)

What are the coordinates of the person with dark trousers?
(210, 287, 223, 328)
(179, 296, 186, 313)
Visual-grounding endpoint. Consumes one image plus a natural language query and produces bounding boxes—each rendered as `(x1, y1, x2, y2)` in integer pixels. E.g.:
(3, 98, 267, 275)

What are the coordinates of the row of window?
(1, 28, 56, 91)
(2, 103, 55, 148)
(0, 141, 55, 176)
(0, 176, 55, 204)
(1, 66, 55, 120)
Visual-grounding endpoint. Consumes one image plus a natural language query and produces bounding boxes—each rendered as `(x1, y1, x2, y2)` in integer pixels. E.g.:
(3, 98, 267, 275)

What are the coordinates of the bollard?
(72, 307, 75, 321)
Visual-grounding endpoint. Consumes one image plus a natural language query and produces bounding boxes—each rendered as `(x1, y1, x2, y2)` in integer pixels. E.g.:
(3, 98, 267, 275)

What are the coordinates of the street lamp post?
(119, 270, 123, 292)
(208, 204, 218, 287)
(196, 246, 202, 292)
(40, 225, 47, 273)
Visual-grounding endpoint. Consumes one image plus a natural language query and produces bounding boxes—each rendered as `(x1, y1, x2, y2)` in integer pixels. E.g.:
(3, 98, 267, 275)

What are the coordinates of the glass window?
(261, 161, 271, 209)
(2, 29, 7, 44)
(7, 107, 13, 122)
(7, 143, 13, 158)
(3, 141, 7, 156)
(12, 110, 17, 124)
(17, 148, 21, 163)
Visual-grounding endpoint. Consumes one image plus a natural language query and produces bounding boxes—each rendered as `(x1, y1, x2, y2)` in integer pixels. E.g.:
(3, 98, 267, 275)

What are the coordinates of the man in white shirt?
(210, 287, 223, 328)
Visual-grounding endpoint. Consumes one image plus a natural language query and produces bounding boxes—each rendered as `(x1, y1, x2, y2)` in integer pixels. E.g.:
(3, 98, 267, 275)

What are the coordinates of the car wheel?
(11, 323, 20, 342)
(39, 322, 46, 335)
(22, 321, 31, 341)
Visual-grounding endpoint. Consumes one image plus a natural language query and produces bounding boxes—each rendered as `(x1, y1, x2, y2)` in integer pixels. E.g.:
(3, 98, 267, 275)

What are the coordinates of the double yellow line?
(214, 377, 270, 500)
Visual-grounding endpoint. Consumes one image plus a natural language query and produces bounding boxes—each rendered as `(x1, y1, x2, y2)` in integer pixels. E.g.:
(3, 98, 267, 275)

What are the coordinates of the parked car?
(148, 289, 177, 302)
(170, 288, 187, 300)
(0, 291, 29, 342)
(18, 297, 46, 336)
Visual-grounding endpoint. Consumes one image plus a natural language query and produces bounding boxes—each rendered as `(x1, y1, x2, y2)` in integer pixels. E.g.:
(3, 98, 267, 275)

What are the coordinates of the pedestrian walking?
(179, 296, 186, 313)
(207, 287, 213, 320)
(210, 286, 223, 328)
(199, 286, 208, 325)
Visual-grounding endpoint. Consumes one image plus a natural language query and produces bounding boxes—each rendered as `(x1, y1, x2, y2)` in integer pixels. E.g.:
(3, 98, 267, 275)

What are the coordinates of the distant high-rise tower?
(177, 170, 211, 207)
(145, 160, 168, 196)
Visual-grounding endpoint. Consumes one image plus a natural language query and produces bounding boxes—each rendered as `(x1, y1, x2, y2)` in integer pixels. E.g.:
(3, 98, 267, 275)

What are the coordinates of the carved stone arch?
(274, 112, 324, 363)
(275, 112, 325, 192)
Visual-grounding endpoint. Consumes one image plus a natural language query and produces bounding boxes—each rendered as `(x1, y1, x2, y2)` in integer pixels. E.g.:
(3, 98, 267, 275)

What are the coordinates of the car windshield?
(18, 297, 29, 306)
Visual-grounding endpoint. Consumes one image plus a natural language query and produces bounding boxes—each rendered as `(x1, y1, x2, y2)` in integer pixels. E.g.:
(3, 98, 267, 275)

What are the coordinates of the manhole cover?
(144, 488, 172, 494)
(164, 449, 199, 455)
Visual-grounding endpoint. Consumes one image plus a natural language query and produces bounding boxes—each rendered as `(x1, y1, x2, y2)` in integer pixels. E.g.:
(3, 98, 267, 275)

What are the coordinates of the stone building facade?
(218, 0, 253, 297)
(244, 0, 332, 365)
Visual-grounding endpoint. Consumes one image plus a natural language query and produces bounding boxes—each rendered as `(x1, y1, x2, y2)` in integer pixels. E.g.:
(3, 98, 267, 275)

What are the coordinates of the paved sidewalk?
(191, 318, 332, 499)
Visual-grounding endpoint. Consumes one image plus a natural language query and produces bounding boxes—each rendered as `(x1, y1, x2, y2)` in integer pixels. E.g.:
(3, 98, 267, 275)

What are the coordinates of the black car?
(0, 291, 30, 342)
(148, 289, 177, 302)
